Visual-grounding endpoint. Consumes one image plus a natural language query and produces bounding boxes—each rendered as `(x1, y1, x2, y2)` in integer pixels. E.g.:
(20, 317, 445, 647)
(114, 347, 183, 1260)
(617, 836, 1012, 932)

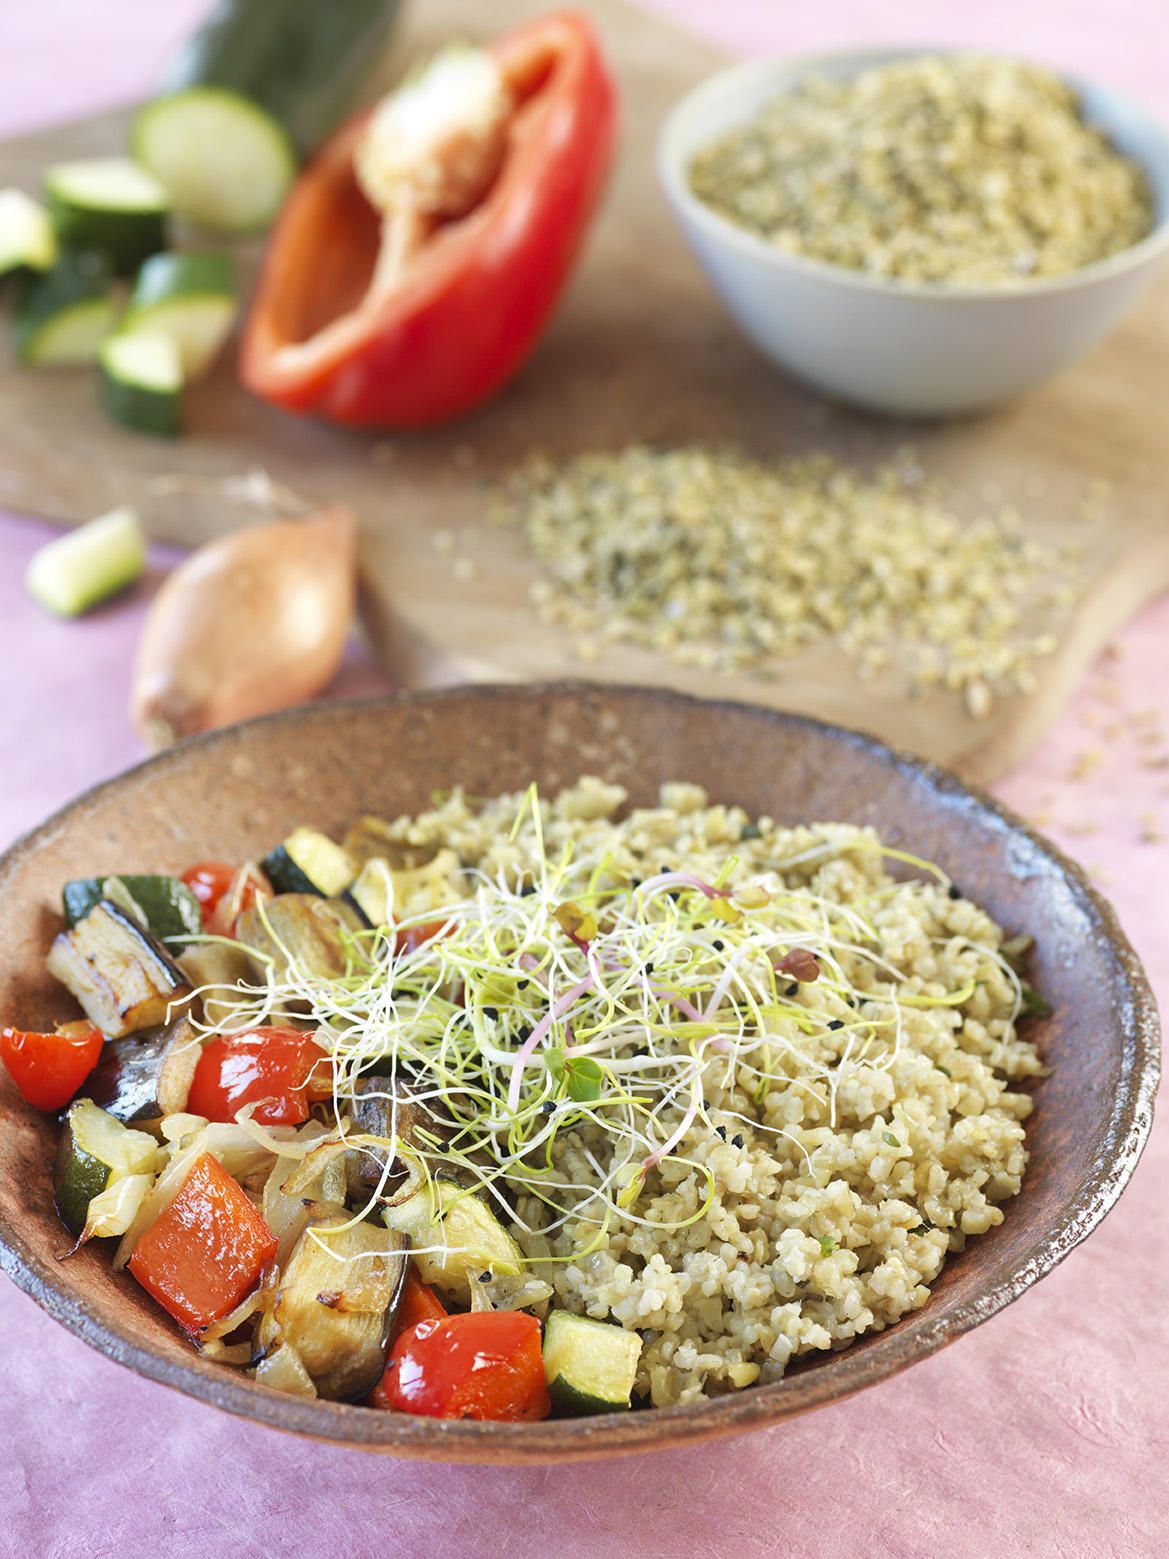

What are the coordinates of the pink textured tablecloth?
(1, 5, 1166, 1557)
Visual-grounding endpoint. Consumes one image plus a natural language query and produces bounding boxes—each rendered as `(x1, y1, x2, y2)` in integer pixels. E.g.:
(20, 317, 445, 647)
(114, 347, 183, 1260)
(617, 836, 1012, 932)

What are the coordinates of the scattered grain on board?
(688, 55, 1152, 286)
(494, 444, 1087, 717)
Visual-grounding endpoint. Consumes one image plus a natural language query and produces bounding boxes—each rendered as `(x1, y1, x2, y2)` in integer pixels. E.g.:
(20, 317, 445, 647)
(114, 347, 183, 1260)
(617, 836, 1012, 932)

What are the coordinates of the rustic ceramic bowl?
(658, 48, 1169, 416)
(0, 686, 1158, 1463)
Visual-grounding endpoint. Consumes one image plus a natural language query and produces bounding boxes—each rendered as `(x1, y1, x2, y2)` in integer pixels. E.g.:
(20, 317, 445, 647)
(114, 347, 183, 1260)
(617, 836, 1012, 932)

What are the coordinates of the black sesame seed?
(947, 884, 961, 901)
(827, 1019, 844, 1032)
(631, 878, 643, 890)
(542, 1101, 556, 1115)
(521, 884, 537, 896)
(715, 1125, 727, 1141)
(712, 939, 725, 952)
(660, 864, 672, 875)
(482, 1006, 499, 1022)
(645, 962, 655, 975)
(741, 823, 762, 840)
(667, 890, 681, 902)
(785, 983, 799, 997)
(732, 1134, 744, 1149)
(517, 978, 530, 991)
(480, 1272, 491, 1283)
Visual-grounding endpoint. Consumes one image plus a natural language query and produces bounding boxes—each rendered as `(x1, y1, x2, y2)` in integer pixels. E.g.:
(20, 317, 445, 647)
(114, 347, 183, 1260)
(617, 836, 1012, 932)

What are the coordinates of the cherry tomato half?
(187, 1028, 332, 1126)
(181, 863, 236, 921)
(393, 919, 456, 956)
(376, 1311, 550, 1421)
(1, 1023, 104, 1112)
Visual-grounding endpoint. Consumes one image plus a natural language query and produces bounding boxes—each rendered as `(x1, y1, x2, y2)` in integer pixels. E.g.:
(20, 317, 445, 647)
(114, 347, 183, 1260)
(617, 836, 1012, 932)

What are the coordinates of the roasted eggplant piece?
(85, 1013, 201, 1125)
(259, 1215, 408, 1401)
(63, 874, 202, 947)
(235, 894, 364, 984)
(178, 940, 262, 1027)
(344, 1076, 428, 1202)
(46, 899, 191, 1038)
(262, 828, 357, 898)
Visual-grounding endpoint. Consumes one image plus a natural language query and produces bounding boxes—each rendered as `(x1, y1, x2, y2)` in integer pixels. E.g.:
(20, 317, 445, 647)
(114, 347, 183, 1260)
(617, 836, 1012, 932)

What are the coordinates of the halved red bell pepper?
(374, 1311, 550, 1420)
(1, 1022, 103, 1112)
(187, 1028, 332, 1126)
(128, 1152, 277, 1332)
(240, 11, 618, 427)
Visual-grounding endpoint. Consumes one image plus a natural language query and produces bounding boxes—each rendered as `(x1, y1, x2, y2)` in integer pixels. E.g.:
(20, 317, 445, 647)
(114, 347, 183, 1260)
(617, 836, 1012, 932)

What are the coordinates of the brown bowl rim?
(0, 683, 1159, 1462)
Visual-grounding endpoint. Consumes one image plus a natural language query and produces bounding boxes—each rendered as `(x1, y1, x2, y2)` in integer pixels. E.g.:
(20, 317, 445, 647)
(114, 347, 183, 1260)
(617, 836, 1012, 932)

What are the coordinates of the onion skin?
(132, 507, 356, 750)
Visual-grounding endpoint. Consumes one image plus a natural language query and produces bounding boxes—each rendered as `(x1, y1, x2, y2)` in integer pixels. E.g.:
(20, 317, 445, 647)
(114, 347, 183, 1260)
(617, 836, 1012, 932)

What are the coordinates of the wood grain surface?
(0, 0, 1166, 781)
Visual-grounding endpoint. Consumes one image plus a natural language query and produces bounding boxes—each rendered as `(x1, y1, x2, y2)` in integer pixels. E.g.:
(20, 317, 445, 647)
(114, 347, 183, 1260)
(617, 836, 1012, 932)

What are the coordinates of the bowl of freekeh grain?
(0, 686, 1157, 1462)
(659, 49, 1169, 415)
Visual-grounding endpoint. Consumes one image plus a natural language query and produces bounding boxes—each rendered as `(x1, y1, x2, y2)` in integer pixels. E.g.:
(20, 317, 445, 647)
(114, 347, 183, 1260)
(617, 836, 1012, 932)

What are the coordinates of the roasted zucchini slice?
(46, 900, 191, 1038)
(63, 873, 203, 946)
(259, 1215, 408, 1401)
(85, 1013, 201, 1124)
(542, 1310, 643, 1415)
(236, 894, 364, 983)
(382, 1178, 523, 1304)
(54, 1097, 161, 1238)
(262, 828, 357, 898)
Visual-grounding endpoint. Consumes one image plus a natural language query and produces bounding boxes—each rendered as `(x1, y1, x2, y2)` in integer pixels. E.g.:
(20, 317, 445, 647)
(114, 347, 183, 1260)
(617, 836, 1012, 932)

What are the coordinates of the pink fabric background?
(1, 4, 1166, 1556)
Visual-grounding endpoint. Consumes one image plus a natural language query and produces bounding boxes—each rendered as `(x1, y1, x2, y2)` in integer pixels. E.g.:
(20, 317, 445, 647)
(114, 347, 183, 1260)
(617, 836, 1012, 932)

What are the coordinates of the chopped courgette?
(262, 827, 357, 898)
(100, 330, 184, 438)
(120, 251, 236, 377)
(542, 1310, 643, 1415)
(46, 899, 191, 1038)
(63, 873, 202, 946)
(259, 1215, 408, 1401)
(54, 1098, 160, 1238)
(0, 188, 56, 280)
(44, 157, 169, 274)
(24, 507, 145, 618)
(382, 1177, 523, 1303)
(85, 1013, 201, 1124)
(15, 250, 116, 366)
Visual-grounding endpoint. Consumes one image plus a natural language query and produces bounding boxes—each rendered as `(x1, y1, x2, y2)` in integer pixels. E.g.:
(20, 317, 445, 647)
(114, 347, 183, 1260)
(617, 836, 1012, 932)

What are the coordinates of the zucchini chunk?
(54, 1098, 161, 1238)
(259, 1215, 408, 1401)
(100, 330, 184, 438)
(64, 873, 203, 946)
(542, 1311, 643, 1416)
(344, 849, 461, 928)
(262, 827, 357, 898)
(15, 250, 117, 366)
(44, 157, 169, 274)
(24, 507, 145, 619)
(382, 1178, 523, 1304)
(120, 251, 236, 378)
(46, 899, 191, 1038)
(85, 1013, 201, 1124)
(236, 893, 363, 983)
(0, 188, 56, 280)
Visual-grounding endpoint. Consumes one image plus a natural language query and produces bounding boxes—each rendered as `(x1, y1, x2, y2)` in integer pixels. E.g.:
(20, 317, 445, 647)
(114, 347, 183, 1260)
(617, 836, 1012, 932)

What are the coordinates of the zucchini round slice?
(44, 158, 169, 275)
(121, 251, 237, 377)
(25, 507, 146, 618)
(542, 1310, 643, 1415)
(100, 331, 184, 438)
(262, 827, 358, 898)
(16, 251, 117, 367)
(0, 188, 56, 280)
(132, 88, 296, 235)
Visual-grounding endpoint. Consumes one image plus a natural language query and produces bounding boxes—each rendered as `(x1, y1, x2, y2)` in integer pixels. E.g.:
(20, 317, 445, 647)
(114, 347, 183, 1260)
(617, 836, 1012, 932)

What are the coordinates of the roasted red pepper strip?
(187, 1028, 332, 1126)
(240, 12, 617, 427)
(128, 1152, 277, 1332)
(1, 1023, 103, 1112)
(375, 1311, 550, 1420)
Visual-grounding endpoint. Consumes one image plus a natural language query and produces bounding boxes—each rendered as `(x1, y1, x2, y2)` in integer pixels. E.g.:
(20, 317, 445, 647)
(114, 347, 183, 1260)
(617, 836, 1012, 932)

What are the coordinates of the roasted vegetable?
(344, 1075, 427, 1202)
(128, 1151, 277, 1331)
(85, 1013, 200, 1124)
(341, 817, 437, 870)
(382, 1177, 523, 1304)
(375, 1311, 550, 1420)
(177, 938, 260, 1027)
(54, 1098, 161, 1239)
(259, 1214, 408, 1400)
(46, 900, 191, 1038)
(236, 893, 363, 983)
(261, 1138, 347, 1270)
(262, 826, 357, 898)
(542, 1310, 642, 1415)
(187, 1028, 331, 1126)
(0, 1021, 103, 1112)
(63, 873, 203, 946)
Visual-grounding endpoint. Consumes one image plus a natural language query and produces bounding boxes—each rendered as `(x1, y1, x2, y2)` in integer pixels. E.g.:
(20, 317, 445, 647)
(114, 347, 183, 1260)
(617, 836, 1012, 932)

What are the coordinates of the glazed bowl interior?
(0, 686, 1157, 1463)
(658, 48, 1169, 416)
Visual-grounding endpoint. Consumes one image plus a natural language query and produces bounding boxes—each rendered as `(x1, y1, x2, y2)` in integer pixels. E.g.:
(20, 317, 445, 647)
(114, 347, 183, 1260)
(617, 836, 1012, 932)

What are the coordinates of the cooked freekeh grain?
(501, 445, 1082, 716)
(688, 55, 1153, 286)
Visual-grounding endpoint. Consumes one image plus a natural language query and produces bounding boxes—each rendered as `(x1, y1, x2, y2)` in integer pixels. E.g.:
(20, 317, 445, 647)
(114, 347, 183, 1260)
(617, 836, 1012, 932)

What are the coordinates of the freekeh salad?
(1, 780, 1048, 1419)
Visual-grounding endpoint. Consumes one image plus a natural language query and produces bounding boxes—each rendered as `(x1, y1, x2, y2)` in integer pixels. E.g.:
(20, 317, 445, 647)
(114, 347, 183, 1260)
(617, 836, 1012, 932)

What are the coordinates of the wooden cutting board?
(1, 0, 1167, 782)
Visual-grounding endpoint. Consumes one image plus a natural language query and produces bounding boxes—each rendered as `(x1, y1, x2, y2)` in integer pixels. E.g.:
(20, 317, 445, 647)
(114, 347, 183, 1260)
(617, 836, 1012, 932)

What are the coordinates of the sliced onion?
(254, 1343, 318, 1399)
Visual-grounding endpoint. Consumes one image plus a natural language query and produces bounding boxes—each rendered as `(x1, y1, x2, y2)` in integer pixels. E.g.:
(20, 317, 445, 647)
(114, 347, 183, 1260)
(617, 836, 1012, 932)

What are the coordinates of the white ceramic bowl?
(659, 48, 1169, 416)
